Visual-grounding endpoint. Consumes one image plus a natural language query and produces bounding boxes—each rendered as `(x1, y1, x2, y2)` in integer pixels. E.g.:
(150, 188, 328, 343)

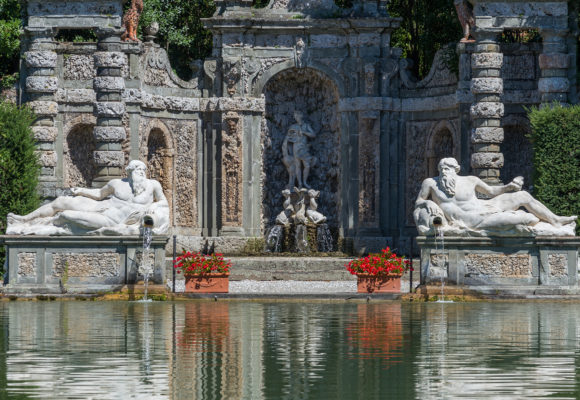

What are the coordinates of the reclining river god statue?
(6, 160, 169, 235)
(414, 157, 577, 237)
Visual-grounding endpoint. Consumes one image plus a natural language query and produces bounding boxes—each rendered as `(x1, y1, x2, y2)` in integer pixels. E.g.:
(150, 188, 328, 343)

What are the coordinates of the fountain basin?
(417, 236, 580, 287)
(1, 235, 168, 294)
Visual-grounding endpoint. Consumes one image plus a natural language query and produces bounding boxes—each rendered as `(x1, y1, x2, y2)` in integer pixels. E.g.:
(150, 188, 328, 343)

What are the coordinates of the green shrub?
(0, 101, 40, 270)
(527, 103, 580, 233)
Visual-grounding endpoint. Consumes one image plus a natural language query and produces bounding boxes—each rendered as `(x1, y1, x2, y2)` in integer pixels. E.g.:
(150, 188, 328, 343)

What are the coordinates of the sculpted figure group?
(276, 111, 328, 227)
(414, 157, 577, 237)
(7, 160, 169, 236)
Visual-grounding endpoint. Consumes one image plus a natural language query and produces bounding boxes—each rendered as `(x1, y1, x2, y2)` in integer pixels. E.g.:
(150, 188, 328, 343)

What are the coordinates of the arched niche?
(502, 123, 533, 191)
(64, 122, 96, 188)
(142, 121, 175, 224)
(426, 122, 456, 177)
(261, 67, 341, 228)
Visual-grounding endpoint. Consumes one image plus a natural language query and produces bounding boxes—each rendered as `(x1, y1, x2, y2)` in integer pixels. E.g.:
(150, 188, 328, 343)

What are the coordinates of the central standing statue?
(282, 111, 316, 189)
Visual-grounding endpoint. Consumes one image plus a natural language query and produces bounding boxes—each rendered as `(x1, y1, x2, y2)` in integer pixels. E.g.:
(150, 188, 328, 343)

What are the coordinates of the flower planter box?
(357, 274, 402, 293)
(184, 273, 230, 293)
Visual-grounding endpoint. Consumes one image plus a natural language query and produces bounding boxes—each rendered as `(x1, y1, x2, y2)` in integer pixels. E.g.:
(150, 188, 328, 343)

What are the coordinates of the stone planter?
(356, 274, 402, 293)
(184, 273, 230, 293)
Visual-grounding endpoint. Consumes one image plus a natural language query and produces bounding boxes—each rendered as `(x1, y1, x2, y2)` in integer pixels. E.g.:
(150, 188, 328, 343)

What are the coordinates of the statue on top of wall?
(282, 110, 317, 189)
(6, 160, 169, 236)
(414, 157, 577, 237)
(121, 0, 144, 42)
(454, 0, 475, 43)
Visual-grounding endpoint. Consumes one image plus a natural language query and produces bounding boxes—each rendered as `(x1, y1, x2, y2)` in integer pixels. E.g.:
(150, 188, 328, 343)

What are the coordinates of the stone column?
(24, 27, 59, 196)
(92, 28, 126, 186)
(538, 29, 570, 104)
(470, 29, 504, 184)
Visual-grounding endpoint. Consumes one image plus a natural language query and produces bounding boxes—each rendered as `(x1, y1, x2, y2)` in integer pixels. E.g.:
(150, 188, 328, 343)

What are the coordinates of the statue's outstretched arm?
(474, 176, 522, 197)
(71, 184, 114, 200)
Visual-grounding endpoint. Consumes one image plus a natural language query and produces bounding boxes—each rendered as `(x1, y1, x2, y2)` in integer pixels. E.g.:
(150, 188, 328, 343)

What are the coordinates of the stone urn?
(144, 22, 160, 43)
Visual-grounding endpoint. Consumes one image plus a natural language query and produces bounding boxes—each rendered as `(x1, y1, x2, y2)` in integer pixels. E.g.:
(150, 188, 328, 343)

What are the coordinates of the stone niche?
(417, 236, 580, 287)
(261, 68, 340, 229)
(3, 236, 167, 294)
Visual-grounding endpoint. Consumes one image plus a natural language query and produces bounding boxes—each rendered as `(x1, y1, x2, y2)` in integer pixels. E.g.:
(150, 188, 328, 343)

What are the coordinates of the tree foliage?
(0, 100, 40, 235)
(0, 0, 21, 88)
(388, 0, 462, 79)
(139, 0, 216, 80)
(527, 104, 580, 233)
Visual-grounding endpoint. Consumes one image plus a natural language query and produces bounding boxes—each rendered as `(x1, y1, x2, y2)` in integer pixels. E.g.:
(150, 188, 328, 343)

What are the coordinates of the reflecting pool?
(1, 301, 580, 399)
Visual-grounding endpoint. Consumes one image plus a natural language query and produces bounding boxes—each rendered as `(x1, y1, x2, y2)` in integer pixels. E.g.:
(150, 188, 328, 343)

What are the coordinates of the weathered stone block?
(470, 102, 504, 119)
(93, 126, 126, 142)
(53, 253, 120, 277)
(94, 52, 127, 68)
(28, 101, 58, 117)
(471, 78, 503, 94)
(548, 254, 568, 277)
(93, 77, 125, 92)
(63, 55, 95, 81)
(18, 253, 37, 277)
(35, 150, 57, 167)
(25, 51, 57, 68)
(471, 53, 503, 69)
(538, 77, 569, 93)
(32, 126, 58, 142)
(56, 89, 96, 104)
(465, 253, 532, 277)
(538, 53, 570, 70)
(471, 127, 504, 143)
(93, 150, 124, 167)
(471, 152, 504, 169)
(95, 102, 125, 117)
(165, 96, 199, 112)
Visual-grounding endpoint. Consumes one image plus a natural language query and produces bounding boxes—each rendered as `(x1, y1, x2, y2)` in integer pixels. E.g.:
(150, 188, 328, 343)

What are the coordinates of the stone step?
(228, 256, 355, 281)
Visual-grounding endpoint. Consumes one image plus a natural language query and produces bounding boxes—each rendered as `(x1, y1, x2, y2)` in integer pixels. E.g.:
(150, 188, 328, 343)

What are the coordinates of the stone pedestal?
(417, 236, 580, 287)
(2, 235, 168, 294)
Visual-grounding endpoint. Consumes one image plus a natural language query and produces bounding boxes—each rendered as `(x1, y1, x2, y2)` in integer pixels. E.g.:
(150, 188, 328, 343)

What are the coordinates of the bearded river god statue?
(414, 158, 577, 237)
(6, 160, 169, 236)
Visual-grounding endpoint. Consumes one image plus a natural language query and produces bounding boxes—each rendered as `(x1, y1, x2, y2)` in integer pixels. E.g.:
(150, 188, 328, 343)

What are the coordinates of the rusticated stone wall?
(261, 68, 340, 228)
(139, 118, 197, 228)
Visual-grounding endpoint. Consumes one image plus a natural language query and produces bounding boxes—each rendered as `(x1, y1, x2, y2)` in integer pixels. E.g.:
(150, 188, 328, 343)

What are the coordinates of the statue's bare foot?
(7, 213, 24, 224)
(557, 215, 578, 225)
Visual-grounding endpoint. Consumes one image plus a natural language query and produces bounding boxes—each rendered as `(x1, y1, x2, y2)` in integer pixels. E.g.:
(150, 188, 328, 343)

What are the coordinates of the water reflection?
(1, 302, 580, 398)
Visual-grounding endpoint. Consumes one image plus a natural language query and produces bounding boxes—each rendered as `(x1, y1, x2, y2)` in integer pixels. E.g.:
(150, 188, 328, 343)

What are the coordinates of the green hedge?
(0, 100, 40, 273)
(527, 103, 580, 232)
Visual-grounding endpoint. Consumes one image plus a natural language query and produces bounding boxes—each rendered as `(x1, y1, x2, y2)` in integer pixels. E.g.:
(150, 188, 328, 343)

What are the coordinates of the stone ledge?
(417, 236, 580, 287)
(1, 235, 169, 293)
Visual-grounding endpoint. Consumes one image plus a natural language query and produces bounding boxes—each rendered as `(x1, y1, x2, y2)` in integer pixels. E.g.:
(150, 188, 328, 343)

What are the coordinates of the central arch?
(261, 67, 341, 229)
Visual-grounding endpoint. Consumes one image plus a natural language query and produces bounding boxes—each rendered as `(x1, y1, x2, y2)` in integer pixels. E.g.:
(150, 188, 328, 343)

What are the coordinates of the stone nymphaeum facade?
(17, 0, 576, 255)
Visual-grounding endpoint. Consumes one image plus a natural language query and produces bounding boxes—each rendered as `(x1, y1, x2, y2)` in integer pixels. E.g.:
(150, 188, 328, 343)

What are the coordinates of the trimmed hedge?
(527, 103, 580, 233)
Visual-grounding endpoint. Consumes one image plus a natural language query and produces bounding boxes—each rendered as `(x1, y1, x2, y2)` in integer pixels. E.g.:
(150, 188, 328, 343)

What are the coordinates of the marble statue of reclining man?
(7, 160, 169, 235)
(414, 157, 577, 236)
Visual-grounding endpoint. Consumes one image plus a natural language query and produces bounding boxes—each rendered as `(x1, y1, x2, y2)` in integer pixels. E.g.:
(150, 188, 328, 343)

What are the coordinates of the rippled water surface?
(2, 301, 580, 399)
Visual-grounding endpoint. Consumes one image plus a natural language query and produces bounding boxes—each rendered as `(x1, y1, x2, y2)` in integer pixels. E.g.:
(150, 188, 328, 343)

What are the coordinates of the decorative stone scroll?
(221, 112, 243, 226)
(358, 112, 380, 227)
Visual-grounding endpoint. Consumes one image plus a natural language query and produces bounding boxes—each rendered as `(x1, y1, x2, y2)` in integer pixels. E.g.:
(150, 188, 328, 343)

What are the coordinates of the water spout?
(434, 226, 453, 303)
(265, 225, 284, 253)
(295, 224, 309, 252)
(317, 223, 334, 252)
(140, 221, 154, 302)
